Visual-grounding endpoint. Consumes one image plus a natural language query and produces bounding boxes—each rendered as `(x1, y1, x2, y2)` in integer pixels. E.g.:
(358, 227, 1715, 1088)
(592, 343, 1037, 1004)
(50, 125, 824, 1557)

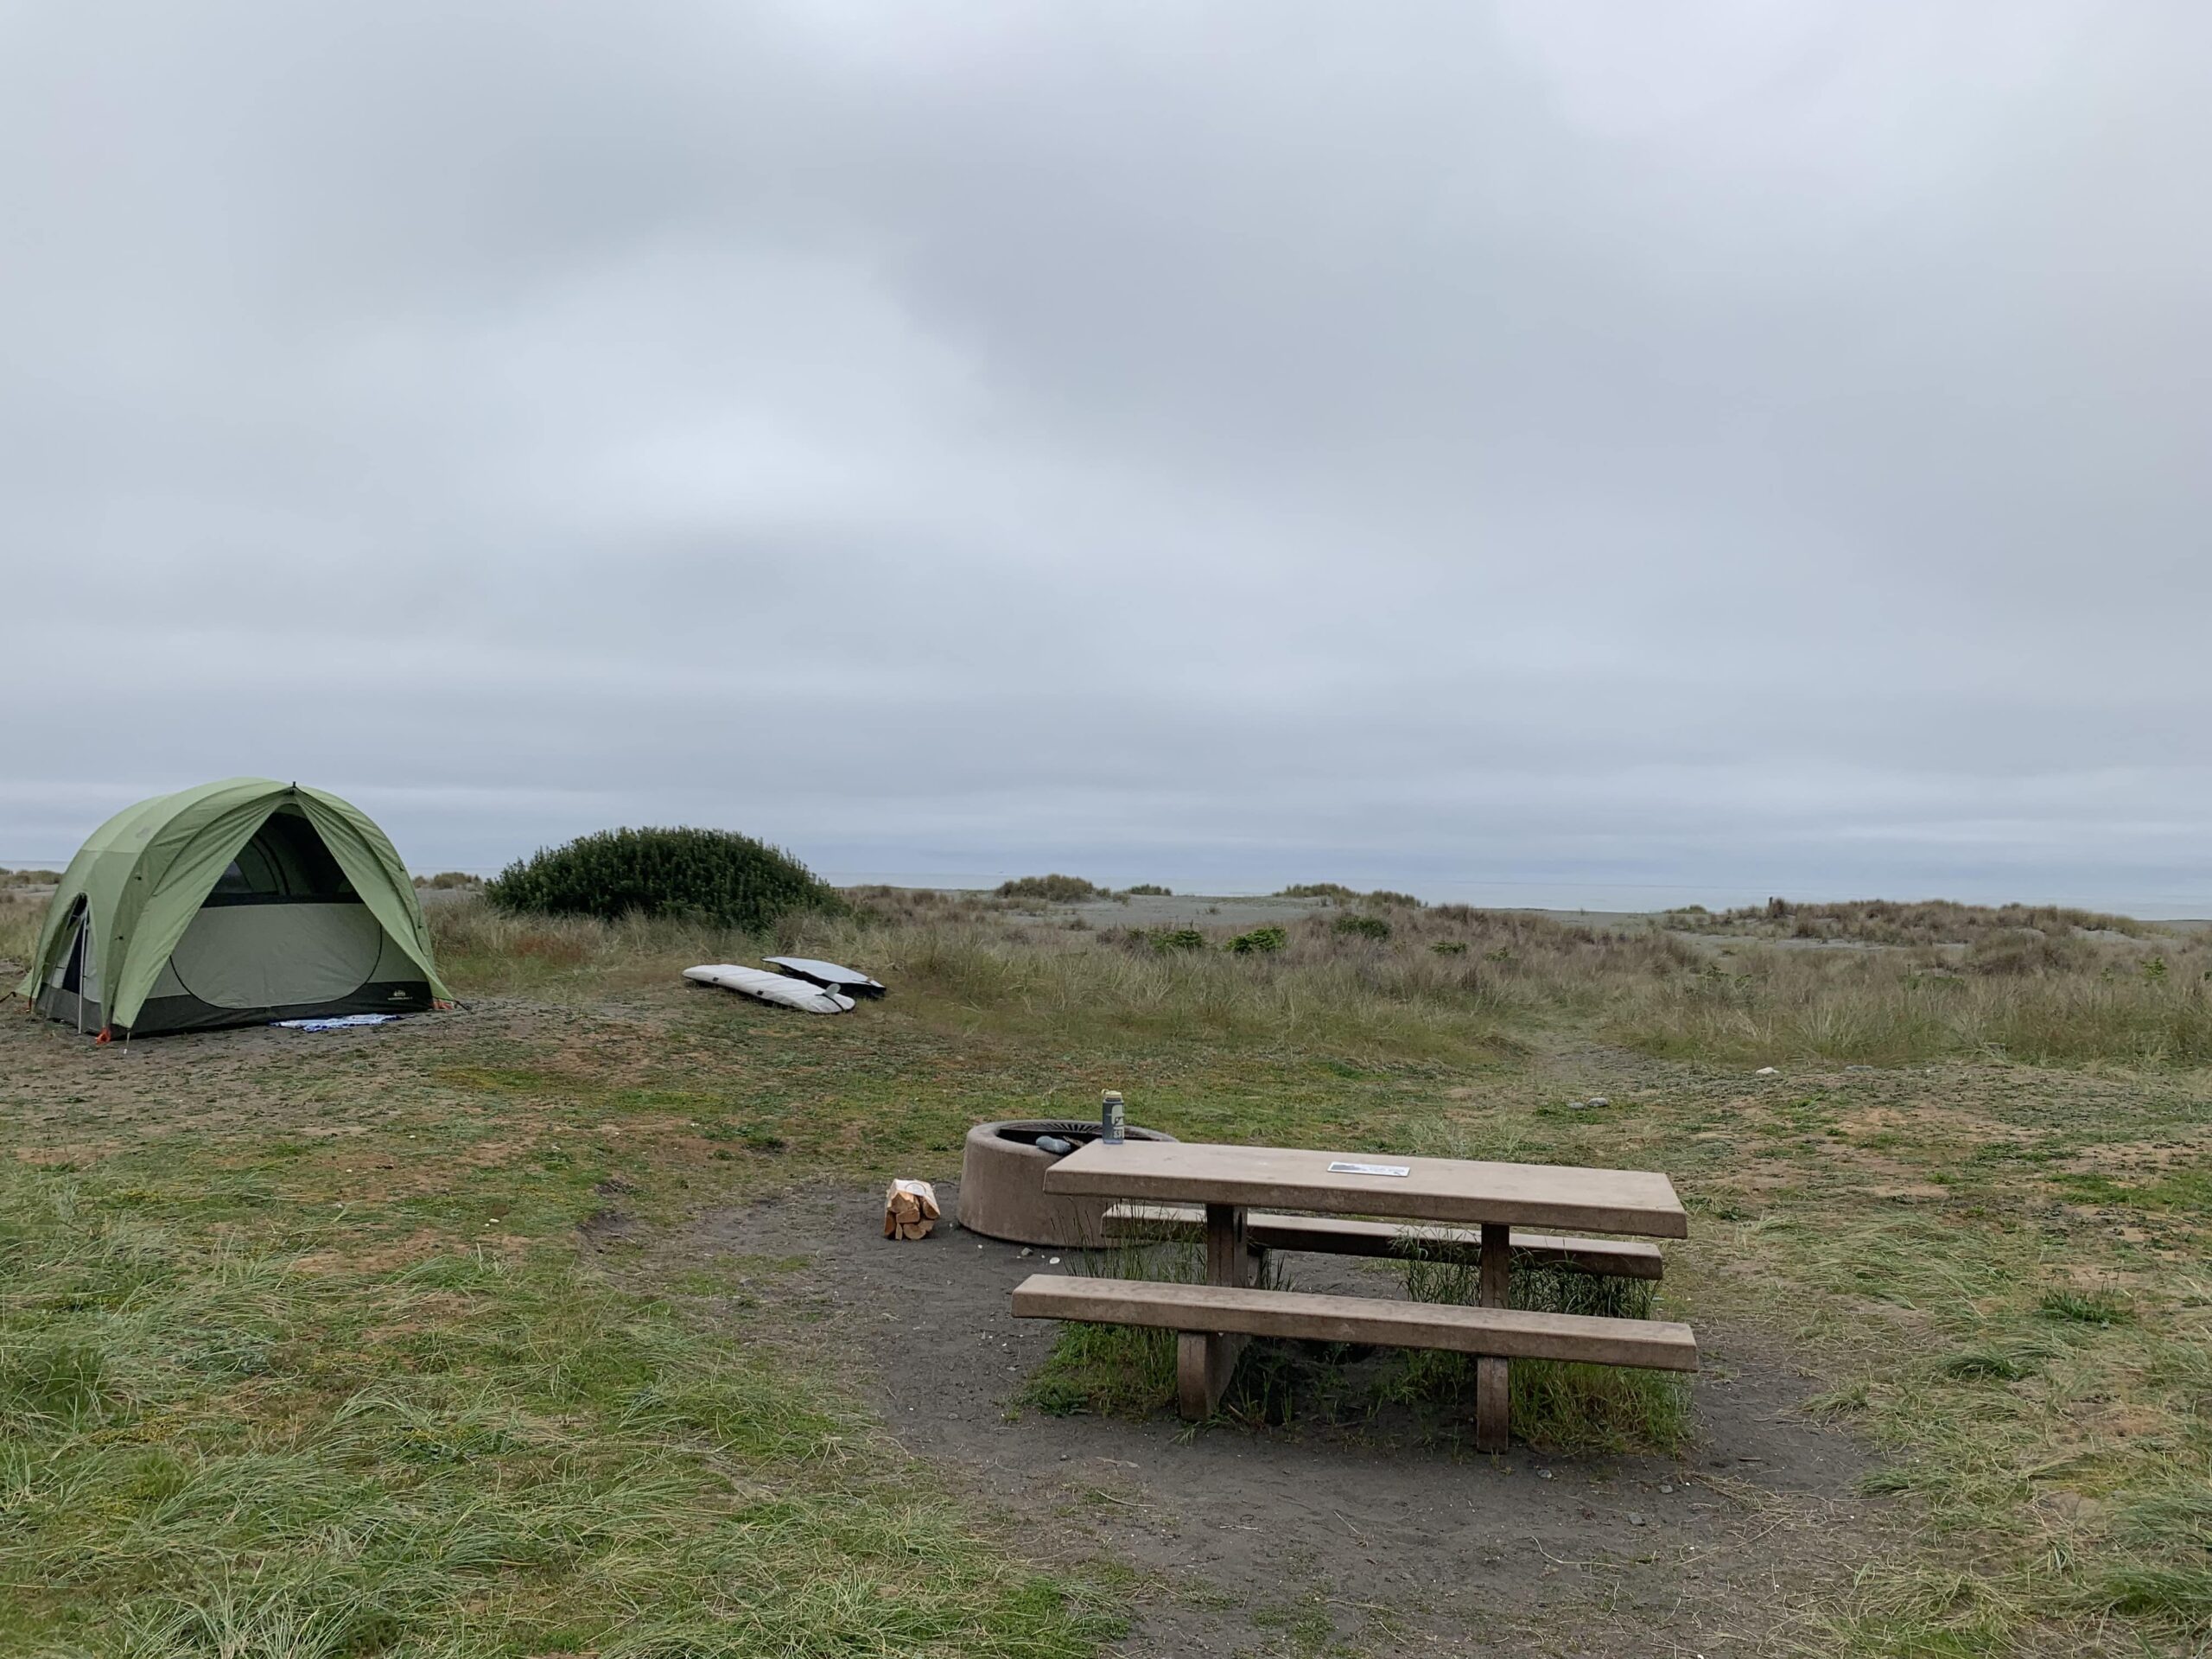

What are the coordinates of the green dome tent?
(16, 779, 451, 1039)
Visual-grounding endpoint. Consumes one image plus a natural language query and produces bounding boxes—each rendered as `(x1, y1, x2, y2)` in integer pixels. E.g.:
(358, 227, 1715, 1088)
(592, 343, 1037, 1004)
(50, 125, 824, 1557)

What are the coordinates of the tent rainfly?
(16, 778, 451, 1039)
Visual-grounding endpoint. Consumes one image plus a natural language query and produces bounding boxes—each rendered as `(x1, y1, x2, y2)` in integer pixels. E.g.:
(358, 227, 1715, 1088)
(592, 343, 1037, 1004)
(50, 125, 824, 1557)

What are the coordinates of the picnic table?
(1011, 1140, 1696, 1451)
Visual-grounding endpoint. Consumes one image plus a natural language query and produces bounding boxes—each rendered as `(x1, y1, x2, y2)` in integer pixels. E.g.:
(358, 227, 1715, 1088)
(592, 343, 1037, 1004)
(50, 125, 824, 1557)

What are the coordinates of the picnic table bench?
(1097, 1203, 1665, 1279)
(1009, 1141, 1696, 1451)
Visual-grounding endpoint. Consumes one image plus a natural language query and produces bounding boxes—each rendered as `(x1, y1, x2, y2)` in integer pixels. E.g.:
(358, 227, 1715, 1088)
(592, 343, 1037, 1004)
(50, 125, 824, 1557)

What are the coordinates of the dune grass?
(412, 890, 2212, 1072)
(1668, 896, 2164, 945)
(0, 893, 41, 968)
(1611, 948, 2212, 1068)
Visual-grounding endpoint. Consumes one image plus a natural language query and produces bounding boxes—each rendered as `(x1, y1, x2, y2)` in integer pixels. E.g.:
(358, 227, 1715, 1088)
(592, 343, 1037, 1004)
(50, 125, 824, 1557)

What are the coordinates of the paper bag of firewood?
(882, 1178, 941, 1240)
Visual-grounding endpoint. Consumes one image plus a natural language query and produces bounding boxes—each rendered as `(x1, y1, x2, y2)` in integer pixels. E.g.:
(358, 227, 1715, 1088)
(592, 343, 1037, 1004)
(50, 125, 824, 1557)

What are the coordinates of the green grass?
(1381, 1254, 1691, 1455)
(1935, 1337, 2056, 1382)
(1023, 1319, 1182, 1421)
(0, 1163, 1116, 1658)
(2037, 1286, 2134, 1326)
(2088, 1491, 2212, 1618)
(1020, 1240, 1229, 1422)
(5, 891, 2212, 1653)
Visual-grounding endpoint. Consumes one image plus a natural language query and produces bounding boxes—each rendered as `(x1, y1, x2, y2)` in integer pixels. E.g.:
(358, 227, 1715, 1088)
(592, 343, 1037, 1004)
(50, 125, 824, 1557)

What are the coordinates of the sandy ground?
(678, 1185, 1884, 1658)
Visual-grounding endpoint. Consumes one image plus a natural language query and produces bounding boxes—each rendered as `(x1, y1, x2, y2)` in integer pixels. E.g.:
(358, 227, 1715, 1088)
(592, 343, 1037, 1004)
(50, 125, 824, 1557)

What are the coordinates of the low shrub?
(486, 827, 840, 932)
(1151, 929, 1207, 954)
(1967, 929, 2097, 976)
(413, 871, 482, 891)
(1122, 884, 1173, 897)
(1365, 889, 1422, 908)
(1227, 925, 1287, 956)
(1334, 914, 1391, 941)
(0, 868, 61, 888)
(1276, 883, 1356, 901)
(995, 874, 1103, 903)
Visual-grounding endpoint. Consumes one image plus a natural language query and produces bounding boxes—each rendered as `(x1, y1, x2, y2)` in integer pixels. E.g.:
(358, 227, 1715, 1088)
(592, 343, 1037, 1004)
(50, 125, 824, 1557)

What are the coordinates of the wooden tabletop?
(1043, 1140, 1688, 1238)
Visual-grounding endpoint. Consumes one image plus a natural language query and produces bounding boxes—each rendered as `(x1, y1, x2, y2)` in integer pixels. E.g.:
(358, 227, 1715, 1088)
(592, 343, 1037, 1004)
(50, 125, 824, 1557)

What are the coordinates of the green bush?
(1151, 928, 1208, 954)
(1365, 889, 1422, 908)
(1122, 883, 1173, 897)
(1228, 925, 1287, 956)
(1333, 913, 1391, 941)
(995, 874, 1103, 903)
(1276, 882, 1356, 900)
(486, 827, 839, 931)
(1431, 941, 1468, 957)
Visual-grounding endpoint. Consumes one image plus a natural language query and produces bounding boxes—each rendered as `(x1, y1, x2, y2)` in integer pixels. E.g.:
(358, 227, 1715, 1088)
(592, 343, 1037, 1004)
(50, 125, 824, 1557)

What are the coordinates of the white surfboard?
(765, 956, 887, 996)
(683, 963, 855, 1014)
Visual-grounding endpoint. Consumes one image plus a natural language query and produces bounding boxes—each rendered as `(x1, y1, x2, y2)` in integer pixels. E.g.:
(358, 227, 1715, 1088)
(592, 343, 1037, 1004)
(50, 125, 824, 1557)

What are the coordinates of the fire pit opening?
(957, 1117, 1178, 1248)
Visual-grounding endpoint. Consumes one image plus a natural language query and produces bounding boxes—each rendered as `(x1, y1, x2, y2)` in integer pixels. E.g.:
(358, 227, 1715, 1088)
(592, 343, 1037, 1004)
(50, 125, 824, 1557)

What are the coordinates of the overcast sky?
(3, 3, 2207, 911)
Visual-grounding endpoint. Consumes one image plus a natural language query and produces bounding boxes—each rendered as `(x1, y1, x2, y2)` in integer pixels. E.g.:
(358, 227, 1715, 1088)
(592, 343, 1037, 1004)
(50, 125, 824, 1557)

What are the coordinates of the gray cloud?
(4, 2, 2208, 910)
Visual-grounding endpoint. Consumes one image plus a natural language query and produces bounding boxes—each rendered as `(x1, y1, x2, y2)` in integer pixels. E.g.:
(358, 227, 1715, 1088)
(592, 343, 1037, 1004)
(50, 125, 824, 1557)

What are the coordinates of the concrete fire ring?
(957, 1118, 1178, 1248)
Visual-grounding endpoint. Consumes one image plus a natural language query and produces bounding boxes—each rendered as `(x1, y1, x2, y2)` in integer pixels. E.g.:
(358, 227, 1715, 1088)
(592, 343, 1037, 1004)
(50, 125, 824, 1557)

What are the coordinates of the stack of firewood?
(881, 1178, 941, 1240)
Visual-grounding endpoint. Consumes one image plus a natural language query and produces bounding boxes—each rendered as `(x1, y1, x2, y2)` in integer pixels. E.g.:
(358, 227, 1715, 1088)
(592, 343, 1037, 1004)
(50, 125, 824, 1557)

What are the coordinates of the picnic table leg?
(1177, 1202, 1252, 1419)
(1476, 1221, 1511, 1452)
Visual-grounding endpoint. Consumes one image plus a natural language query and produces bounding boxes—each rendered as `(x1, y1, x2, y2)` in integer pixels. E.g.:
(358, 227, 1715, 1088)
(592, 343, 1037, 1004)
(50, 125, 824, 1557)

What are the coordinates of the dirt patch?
(292, 1228, 454, 1276)
(2063, 1138, 2212, 1173)
(579, 1205, 637, 1249)
(13, 1141, 121, 1165)
(687, 1185, 1890, 1656)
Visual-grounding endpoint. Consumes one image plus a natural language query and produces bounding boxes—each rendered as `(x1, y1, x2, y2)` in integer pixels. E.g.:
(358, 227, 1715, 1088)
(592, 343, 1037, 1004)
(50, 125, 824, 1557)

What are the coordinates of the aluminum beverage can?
(1101, 1090, 1125, 1144)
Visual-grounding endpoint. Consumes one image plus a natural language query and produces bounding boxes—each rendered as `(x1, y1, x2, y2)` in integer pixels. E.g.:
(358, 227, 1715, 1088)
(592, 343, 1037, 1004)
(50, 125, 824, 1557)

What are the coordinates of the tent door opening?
(54, 903, 86, 995)
(130, 806, 431, 1031)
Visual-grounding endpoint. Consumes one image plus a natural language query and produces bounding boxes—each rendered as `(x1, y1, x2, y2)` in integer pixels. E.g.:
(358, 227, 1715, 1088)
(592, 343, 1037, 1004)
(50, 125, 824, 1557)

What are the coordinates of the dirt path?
(681, 1185, 1890, 1657)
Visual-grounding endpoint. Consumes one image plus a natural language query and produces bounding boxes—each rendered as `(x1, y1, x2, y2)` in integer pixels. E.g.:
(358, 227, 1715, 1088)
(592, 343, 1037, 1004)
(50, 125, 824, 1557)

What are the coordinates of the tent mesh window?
(207, 810, 359, 905)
